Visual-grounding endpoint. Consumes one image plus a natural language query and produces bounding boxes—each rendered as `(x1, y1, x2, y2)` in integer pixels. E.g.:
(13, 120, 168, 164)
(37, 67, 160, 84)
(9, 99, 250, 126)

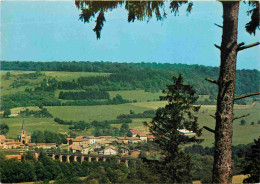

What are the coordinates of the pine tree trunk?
(212, 2, 239, 183)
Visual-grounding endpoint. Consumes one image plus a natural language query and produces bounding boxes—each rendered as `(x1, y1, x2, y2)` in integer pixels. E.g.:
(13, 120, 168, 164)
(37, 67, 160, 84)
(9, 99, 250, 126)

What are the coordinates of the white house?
(87, 136, 95, 144)
(178, 129, 195, 135)
(99, 146, 118, 155)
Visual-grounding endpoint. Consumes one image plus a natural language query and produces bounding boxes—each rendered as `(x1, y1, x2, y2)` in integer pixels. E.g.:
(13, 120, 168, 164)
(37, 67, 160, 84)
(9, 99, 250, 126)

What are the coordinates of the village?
(0, 121, 156, 159)
(0, 121, 196, 161)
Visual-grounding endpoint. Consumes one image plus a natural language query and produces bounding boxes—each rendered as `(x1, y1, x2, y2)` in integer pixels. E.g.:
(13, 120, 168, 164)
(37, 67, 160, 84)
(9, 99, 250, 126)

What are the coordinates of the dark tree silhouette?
(242, 138, 260, 183)
(75, 1, 260, 183)
(145, 74, 202, 183)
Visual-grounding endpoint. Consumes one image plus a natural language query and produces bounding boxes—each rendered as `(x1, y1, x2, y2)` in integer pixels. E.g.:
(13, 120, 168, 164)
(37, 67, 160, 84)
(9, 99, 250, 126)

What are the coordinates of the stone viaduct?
(45, 153, 136, 167)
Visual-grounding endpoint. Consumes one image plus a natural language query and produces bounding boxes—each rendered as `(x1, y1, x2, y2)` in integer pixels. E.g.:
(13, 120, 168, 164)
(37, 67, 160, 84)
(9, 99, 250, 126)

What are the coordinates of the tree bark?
(212, 2, 239, 183)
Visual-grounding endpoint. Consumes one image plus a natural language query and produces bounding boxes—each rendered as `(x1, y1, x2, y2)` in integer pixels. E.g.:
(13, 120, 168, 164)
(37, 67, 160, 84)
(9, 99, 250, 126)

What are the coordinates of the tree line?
(58, 90, 110, 100)
(117, 110, 156, 119)
(19, 108, 53, 118)
(1, 92, 130, 111)
(54, 117, 132, 133)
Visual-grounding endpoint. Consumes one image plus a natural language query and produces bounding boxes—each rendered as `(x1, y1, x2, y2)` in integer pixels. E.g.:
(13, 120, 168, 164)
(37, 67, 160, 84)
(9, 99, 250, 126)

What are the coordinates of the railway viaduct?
(44, 153, 136, 167)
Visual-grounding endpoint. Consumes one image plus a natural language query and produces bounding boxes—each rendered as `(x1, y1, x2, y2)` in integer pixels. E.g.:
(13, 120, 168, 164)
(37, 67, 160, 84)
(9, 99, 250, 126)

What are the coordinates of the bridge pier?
(103, 158, 106, 162)
(88, 157, 91, 162)
(95, 157, 99, 162)
(59, 155, 62, 162)
(81, 156, 84, 163)
(52, 154, 55, 160)
(74, 156, 77, 162)
(66, 155, 70, 163)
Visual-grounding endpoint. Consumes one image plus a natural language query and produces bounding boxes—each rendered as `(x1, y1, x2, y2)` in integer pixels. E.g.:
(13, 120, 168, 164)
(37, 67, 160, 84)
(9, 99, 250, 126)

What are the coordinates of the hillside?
(0, 61, 259, 146)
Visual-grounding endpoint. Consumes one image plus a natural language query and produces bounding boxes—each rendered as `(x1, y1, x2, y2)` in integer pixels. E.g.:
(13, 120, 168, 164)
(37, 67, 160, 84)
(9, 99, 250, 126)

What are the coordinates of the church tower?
(18, 120, 31, 144)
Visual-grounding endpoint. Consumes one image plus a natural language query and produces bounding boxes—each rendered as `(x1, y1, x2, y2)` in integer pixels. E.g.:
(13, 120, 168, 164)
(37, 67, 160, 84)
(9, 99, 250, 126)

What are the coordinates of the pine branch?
(203, 126, 215, 134)
(234, 92, 260, 100)
(210, 115, 216, 119)
(233, 114, 250, 120)
(205, 78, 219, 85)
(214, 44, 221, 50)
(214, 23, 223, 28)
(238, 42, 260, 51)
(237, 42, 245, 47)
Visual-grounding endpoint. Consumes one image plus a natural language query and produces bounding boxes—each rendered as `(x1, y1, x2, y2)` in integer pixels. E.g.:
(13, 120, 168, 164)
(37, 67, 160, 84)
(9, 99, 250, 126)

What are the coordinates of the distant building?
(129, 130, 139, 137)
(178, 129, 195, 135)
(137, 132, 149, 142)
(69, 138, 88, 147)
(5, 155, 22, 160)
(17, 121, 31, 144)
(86, 136, 95, 144)
(147, 134, 155, 141)
(99, 146, 118, 155)
(127, 137, 142, 144)
(0, 134, 23, 149)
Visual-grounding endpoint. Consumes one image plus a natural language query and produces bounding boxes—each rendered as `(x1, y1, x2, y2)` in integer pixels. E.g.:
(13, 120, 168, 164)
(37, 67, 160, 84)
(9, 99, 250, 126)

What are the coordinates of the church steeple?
(22, 120, 25, 130)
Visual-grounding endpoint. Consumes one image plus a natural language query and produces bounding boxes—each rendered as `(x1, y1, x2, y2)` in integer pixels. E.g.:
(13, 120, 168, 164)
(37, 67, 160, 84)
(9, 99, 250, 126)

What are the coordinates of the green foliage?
(58, 90, 109, 100)
(0, 149, 161, 183)
(147, 74, 202, 183)
(1, 92, 61, 111)
(2, 61, 259, 98)
(3, 109, 11, 118)
(2, 71, 11, 80)
(68, 131, 77, 138)
(117, 110, 155, 119)
(185, 143, 255, 181)
(240, 119, 246, 125)
(10, 80, 30, 88)
(0, 123, 9, 135)
(19, 108, 53, 118)
(120, 123, 130, 136)
(243, 138, 260, 183)
(31, 130, 67, 144)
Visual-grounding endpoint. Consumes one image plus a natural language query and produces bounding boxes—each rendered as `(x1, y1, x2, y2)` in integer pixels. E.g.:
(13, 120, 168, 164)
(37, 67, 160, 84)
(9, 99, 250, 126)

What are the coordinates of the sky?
(1, 1, 259, 69)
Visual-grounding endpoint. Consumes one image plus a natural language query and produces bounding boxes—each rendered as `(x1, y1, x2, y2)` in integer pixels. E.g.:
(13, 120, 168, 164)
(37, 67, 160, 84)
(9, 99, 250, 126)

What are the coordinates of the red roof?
(147, 134, 155, 139)
(137, 132, 148, 137)
(130, 130, 139, 134)
(104, 146, 117, 150)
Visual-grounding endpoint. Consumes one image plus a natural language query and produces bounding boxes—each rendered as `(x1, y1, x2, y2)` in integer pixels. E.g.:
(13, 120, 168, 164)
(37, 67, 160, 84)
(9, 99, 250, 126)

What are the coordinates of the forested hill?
(1, 61, 259, 96)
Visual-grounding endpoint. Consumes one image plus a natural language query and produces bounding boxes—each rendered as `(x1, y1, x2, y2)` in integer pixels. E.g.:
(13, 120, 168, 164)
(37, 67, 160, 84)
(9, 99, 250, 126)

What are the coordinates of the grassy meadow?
(2, 102, 259, 147)
(109, 90, 162, 102)
(0, 71, 110, 96)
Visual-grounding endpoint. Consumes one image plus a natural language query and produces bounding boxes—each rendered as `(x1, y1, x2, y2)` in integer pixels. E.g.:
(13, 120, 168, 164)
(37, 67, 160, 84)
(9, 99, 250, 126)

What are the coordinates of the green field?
(109, 90, 162, 102)
(46, 103, 151, 122)
(1, 118, 70, 138)
(0, 71, 110, 96)
(2, 102, 259, 147)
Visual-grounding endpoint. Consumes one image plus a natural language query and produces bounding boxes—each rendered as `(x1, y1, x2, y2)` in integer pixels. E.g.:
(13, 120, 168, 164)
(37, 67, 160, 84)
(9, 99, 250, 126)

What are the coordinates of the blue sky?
(1, 1, 259, 69)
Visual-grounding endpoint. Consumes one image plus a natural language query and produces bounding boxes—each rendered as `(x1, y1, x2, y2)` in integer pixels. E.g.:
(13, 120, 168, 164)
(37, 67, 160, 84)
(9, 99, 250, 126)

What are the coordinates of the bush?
(240, 120, 246, 125)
